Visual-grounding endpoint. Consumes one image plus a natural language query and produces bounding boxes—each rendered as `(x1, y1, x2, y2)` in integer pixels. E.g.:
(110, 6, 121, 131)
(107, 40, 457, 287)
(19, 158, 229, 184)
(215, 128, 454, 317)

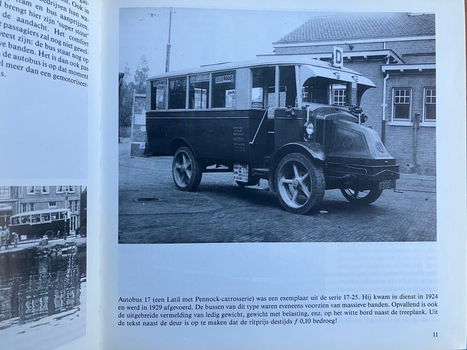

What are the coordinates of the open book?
(0, 1, 466, 349)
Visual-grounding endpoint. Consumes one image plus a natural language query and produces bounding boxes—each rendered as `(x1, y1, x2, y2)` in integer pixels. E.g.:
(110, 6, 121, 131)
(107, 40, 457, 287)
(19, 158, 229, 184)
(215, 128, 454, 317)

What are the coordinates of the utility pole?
(165, 7, 173, 72)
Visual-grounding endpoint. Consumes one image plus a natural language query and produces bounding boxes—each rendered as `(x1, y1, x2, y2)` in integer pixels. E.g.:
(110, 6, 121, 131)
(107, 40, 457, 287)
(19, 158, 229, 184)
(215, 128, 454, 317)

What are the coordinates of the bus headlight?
(305, 123, 314, 136)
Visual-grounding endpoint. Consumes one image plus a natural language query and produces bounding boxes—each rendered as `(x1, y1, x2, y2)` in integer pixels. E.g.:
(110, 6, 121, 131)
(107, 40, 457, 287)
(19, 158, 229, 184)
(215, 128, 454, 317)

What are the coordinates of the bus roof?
(11, 208, 70, 218)
(147, 57, 375, 87)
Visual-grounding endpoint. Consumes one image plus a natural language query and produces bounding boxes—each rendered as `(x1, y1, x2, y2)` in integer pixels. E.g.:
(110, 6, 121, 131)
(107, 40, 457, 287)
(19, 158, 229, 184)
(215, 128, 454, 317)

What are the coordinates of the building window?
(69, 200, 79, 212)
(26, 186, 47, 194)
(212, 71, 235, 108)
(20, 203, 27, 212)
(392, 88, 412, 121)
(0, 186, 10, 199)
(151, 79, 167, 110)
(189, 74, 210, 109)
(424, 88, 436, 122)
(58, 186, 74, 193)
(49, 201, 57, 208)
(332, 85, 347, 106)
(168, 77, 187, 109)
(28, 203, 34, 212)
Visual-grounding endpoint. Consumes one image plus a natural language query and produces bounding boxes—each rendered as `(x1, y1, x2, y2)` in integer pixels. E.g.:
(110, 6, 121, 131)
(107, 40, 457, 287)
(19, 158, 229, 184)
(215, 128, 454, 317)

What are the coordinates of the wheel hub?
(292, 178, 299, 189)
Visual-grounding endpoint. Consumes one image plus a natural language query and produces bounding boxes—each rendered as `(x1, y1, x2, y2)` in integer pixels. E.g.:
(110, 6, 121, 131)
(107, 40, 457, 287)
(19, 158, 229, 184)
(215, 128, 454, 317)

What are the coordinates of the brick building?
(0, 186, 83, 233)
(268, 12, 436, 175)
(0, 186, 19, 228)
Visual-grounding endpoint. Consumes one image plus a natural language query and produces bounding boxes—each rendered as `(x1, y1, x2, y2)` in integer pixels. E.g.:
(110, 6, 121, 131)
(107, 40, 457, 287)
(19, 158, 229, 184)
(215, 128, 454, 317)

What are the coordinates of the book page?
(102, 0, 466, 349)
(0, 0, 100, 348)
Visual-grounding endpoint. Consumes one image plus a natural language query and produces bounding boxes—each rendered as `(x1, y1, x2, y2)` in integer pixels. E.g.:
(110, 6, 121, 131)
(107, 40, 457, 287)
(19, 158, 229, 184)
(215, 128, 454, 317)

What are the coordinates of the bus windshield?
(302, 77, 350, 106)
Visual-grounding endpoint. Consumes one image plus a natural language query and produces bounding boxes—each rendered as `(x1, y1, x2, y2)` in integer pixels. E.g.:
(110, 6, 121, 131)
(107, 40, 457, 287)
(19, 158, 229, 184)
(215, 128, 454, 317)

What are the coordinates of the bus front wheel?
(340, 186, 382, 205)
(172, 147, 202, 191)
(275, 153, 325, 214)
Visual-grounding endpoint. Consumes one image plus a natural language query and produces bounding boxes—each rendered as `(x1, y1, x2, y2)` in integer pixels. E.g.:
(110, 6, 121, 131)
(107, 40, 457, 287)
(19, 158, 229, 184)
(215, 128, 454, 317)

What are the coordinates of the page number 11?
(433, 331, 438, 338)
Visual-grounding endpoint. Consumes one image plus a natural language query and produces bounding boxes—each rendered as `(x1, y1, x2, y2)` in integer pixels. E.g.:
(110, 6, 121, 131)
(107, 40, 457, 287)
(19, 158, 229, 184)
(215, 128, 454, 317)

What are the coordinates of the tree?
(133, 56, 149, 94)
(119, 66, 132, 130)
(119, 57, 150, 134)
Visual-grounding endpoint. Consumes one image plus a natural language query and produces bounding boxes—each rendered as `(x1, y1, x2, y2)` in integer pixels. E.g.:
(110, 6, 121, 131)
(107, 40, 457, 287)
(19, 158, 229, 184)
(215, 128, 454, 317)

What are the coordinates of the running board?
(252, 168, 270, 177)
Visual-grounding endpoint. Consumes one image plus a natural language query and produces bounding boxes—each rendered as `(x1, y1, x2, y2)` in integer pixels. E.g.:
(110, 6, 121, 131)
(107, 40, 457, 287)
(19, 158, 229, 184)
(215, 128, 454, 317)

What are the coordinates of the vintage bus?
(9, 209, 71, 240)
(145, 56, 399, 214)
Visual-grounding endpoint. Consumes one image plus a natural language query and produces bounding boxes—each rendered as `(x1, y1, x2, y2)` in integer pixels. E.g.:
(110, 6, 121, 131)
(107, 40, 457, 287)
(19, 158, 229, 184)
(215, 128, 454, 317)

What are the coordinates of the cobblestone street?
(118, 141, 436, 243)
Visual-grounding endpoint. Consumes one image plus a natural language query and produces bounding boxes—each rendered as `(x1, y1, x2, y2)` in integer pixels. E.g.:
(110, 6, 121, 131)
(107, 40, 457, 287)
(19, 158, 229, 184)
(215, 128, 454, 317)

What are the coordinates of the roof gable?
(275, 13, 435, 44)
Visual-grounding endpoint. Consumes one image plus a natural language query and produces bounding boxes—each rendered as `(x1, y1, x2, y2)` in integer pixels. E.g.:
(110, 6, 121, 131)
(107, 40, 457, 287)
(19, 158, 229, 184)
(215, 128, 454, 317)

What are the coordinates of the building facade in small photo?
(269, 12, 436, 175)
(0, 186, 84, 236)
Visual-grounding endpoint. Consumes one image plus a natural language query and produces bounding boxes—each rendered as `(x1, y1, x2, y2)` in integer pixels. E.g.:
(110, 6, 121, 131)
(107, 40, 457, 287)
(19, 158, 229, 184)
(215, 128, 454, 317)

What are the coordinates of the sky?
(119, 7, 316, 80)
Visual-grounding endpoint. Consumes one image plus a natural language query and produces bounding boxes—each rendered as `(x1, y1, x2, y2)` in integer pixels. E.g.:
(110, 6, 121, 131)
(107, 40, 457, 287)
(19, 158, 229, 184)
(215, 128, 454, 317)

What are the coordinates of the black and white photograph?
(0, 185, 87, 350)
(118, 9, 436, 244)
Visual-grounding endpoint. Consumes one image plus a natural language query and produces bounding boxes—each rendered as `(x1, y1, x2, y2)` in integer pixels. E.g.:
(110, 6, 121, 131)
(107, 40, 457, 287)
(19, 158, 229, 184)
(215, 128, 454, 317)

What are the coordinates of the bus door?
(272, 66, 301, 150)
(250, 66, 276, 163)
(249, 65, 299, 161)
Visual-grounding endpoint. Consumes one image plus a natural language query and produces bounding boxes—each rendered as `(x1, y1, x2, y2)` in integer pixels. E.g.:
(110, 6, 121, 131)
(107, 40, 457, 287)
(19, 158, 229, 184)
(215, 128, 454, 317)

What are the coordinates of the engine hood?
(311, 108, 394, 161)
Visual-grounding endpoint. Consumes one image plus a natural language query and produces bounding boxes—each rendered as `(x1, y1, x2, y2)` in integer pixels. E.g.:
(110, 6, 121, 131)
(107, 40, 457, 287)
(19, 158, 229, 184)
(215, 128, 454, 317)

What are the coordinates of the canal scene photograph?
(0, 186, 87, 350)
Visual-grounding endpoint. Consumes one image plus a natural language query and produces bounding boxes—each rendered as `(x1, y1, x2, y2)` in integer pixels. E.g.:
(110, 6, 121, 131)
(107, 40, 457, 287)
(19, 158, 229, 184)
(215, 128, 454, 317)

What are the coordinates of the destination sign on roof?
(215, 74, 234, 84)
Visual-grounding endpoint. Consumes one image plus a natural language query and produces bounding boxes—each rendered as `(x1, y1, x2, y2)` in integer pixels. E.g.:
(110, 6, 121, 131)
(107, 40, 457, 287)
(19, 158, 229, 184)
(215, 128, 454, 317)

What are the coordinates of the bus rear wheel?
(172, 147, 202, 191)
(275, 153, 325, 214)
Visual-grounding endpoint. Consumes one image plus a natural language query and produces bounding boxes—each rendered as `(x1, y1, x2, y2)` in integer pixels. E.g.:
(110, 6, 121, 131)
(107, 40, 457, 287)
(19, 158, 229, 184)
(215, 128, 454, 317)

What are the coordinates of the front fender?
(273, 142, 325, 163)
(269, 142, 325, 192)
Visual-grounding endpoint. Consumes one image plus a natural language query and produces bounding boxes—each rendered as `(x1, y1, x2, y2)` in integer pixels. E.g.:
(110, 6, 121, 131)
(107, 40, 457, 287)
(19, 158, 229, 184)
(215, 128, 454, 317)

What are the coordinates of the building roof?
(275, 13, 435, 44)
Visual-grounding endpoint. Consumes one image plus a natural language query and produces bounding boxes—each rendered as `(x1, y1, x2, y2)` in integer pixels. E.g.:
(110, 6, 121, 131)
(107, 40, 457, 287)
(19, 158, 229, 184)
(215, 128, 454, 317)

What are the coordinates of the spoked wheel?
(172, 147, 202, 191)
(275, 153, 325, 214)
(340, 186, 382, 205)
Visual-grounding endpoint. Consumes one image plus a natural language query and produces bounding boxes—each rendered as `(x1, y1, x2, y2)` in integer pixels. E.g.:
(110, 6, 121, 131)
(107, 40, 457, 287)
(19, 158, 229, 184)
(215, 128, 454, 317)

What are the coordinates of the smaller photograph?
(0, 185, 87, 350)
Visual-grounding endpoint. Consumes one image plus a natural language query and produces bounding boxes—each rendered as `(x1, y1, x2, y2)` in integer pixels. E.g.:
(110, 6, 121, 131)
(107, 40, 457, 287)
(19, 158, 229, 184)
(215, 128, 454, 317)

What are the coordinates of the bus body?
(145, 57, 399, 214)
(10, 209, 71, 240)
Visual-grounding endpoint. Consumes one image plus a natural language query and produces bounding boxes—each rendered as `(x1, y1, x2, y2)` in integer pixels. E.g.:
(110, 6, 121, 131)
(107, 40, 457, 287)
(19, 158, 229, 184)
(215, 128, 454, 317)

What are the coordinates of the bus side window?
(251, 67, 275, 109)
(279, 66, 297, 107)
(168, 77, 187, 109)
(189, 74, 210, 109)
(212, 71, 235, 108)
(151, 80, 167, 110)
